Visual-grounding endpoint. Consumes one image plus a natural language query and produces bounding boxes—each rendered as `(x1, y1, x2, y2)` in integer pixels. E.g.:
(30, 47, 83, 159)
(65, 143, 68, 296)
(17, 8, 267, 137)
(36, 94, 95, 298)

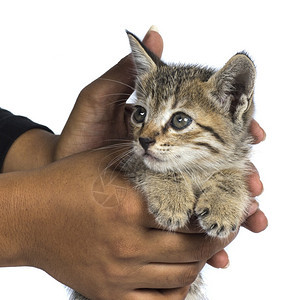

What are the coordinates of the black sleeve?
(0, 108, 53, 170)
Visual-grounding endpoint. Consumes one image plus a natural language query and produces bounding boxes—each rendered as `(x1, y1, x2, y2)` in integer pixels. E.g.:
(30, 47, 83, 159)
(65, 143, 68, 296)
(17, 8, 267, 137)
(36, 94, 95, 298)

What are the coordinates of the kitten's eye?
(133, 106, 147, 123)
(171, 112, 192, 130)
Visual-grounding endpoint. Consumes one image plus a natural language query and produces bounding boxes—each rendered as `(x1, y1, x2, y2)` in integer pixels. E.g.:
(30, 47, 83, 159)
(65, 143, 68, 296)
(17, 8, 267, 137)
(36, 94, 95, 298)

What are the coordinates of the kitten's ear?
(126, 30, 161, 77)
(208, 52, 256, 121)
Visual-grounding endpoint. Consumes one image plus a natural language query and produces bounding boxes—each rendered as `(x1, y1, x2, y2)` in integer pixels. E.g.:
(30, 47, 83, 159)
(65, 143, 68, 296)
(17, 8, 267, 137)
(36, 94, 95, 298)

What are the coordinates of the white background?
(0, 0, 298, 299)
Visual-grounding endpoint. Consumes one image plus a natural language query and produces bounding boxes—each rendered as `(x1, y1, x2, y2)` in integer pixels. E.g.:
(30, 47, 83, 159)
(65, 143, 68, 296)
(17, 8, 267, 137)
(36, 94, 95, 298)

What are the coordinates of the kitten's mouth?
(143, 151, 163, 162)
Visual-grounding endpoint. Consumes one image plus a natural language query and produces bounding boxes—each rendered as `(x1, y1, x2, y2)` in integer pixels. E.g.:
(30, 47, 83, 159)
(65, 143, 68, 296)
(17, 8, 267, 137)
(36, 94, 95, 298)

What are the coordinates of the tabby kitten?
(71, 31, 256, 300)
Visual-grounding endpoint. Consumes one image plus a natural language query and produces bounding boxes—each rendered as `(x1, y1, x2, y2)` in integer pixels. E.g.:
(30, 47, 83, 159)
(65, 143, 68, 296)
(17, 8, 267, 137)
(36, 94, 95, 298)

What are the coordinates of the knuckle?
(121, 190, 146, 222)
(192, 248, 205, 261)
(105, 264, 126, 283)
(192, 246, 210, 261)
(192, 238, 225, 261)
(111, 237, 141, 260)
(77, 86, 95, 103)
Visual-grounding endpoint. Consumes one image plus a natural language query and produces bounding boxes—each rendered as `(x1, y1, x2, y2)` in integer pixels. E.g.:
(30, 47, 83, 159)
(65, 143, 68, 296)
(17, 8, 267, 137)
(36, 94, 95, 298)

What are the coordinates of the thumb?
(56, 28, 163, 159)
(79, 27, 164, 105)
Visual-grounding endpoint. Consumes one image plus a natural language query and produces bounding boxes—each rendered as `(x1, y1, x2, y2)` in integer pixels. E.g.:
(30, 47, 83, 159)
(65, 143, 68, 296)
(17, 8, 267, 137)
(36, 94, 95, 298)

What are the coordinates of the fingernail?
(223, 260, 230, 269)
(262, 128, 267, 141)
(143, 26, 159, 42)
(148, 25, 159, 33)
(143, 25, 159, 42)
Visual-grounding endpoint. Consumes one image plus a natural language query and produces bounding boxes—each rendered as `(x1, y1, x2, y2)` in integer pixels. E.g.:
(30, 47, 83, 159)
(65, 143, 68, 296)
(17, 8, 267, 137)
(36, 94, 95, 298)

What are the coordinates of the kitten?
(71, 31, 256, 300)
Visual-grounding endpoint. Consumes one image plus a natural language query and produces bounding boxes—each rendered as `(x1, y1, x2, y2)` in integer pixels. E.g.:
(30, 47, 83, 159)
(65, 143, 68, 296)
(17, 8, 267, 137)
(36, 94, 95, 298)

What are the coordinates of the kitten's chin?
(134, 147, 177, 172)
(143, 159, 171, 172)
(142, 154, 176, 172)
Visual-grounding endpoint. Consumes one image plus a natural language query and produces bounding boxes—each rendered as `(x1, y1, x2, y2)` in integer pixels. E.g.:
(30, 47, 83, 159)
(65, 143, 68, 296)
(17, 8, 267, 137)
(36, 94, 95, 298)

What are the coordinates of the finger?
(145, 229, 235, 263)
(80, 28, 164, 104)
(250, 119, 266, 144)
(140, 204, 205, 234)
(242, 208, 268, 233)
(159, 286, 190, 298)
(246, 200, 259, 217)
(142, 26, 163, 58)
(207, 249, 230, 269)
(133, 262, 203, 290)
(247, 165, 264, 197)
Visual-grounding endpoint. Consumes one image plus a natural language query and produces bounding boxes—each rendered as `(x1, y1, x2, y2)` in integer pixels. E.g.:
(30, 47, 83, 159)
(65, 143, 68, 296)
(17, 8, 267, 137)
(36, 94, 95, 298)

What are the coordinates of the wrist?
(0, 171, 37, 267)
(2, 129, 59, 172)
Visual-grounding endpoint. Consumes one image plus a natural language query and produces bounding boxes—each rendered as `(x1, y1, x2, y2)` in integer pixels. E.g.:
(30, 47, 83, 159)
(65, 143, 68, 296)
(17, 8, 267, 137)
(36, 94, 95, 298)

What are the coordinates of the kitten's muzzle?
(139, 137, 156, 151)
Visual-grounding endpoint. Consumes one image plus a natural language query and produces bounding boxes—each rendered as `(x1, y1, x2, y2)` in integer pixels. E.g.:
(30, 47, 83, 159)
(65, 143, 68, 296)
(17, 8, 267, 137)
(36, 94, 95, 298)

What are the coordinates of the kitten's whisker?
(104, 147, 133, 171)
(93, 93, 132, 101)
(101, 141, 132, 147)
(135, 77, 147, 96)
(102, 138, 132, 142)
(103, 141, 132, 147)
(92, 143, 131, 167)
(115, 150, 135, 173)
(101, 149, 132, 179)
(105, 149, 135, 178)
(106, 98, 132, 106)
(92, 142, 132, 152)
(97, 78, 135, 91)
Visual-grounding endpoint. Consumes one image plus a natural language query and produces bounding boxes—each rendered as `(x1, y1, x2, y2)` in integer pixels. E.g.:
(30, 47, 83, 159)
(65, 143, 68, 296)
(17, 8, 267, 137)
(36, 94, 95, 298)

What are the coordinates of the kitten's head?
(127, 31, 255, 172)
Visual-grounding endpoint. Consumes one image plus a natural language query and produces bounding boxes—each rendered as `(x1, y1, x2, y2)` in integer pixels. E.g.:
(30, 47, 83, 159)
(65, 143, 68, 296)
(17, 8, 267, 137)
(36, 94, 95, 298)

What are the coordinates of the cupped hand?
(17, 149, 233, 300)
(55, 27, 163, 159)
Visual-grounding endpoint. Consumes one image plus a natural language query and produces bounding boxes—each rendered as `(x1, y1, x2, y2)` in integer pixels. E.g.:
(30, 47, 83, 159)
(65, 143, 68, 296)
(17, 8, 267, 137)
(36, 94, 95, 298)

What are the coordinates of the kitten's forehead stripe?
(171, 96, 179, 110)
(196, 122, 225, 144)
(195, 142, 220, 154)
(171, 85, 184, 109)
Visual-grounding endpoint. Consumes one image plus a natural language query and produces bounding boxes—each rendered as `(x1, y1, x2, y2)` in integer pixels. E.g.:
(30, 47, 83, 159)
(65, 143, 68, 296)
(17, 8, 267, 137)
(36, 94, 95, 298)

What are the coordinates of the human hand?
(54, 27, 163, 160)
(1, 27, 162, 171)
(10, 149, 233, 300)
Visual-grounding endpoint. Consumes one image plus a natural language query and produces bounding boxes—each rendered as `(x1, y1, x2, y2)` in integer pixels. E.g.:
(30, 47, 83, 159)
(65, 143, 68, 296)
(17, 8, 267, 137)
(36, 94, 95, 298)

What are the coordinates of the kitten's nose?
(139, 137, 156, 151)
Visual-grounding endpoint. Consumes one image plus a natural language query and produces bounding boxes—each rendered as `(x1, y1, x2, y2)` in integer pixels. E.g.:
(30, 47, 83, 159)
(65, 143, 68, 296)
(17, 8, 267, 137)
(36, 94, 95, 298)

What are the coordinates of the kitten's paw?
(143, 173, 195, 231)
(149, 205, 192, 231)
(195, 205, 239, 238)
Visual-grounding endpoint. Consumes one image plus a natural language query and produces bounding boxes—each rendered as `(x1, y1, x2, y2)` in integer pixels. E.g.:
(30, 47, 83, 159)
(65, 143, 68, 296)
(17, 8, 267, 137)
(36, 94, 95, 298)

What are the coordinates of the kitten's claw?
(209, 223, 218, 230)
(147, 191, 194, 231)
(217, 225, 225, 235)
(195, 206, 239, 238)
(198, 208, 209, 217)
(153, 209, 190, 231)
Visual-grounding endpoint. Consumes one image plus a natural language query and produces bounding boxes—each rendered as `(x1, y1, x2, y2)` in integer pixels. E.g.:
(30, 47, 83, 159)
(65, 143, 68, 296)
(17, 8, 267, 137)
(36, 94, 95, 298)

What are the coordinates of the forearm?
(0, 171, 34, 267)
(2, 129, 59, 173)
(0, 162, 70, 269)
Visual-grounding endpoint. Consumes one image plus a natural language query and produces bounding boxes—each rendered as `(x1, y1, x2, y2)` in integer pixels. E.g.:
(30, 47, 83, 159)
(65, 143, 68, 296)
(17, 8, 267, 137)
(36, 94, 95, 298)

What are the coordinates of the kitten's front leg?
(195, 169, 250, 238)
(140, 171, 195, 231)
